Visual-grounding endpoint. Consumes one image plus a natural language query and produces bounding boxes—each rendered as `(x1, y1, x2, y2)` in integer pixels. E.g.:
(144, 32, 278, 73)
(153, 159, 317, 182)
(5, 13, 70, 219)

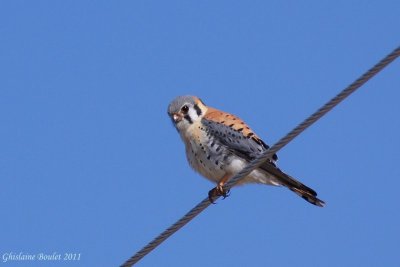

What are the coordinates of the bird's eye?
(181, 105, 189, 114)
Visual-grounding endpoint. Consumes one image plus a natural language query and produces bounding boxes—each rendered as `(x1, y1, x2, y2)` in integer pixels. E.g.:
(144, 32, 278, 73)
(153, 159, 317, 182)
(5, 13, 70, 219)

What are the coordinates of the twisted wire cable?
(121, 45, 400, 267)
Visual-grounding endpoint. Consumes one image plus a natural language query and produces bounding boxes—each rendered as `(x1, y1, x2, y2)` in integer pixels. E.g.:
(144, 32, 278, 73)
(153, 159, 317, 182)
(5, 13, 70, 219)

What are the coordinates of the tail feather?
(260, 162, 325, 207)
(289, 187, 325, 207)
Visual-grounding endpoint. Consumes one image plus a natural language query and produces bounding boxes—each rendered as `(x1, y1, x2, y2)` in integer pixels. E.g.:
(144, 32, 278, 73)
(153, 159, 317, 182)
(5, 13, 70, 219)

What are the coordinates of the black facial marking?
(194, 104, 202, 116)
(237, 128, 244, 132)
(184, 115, 193, 124)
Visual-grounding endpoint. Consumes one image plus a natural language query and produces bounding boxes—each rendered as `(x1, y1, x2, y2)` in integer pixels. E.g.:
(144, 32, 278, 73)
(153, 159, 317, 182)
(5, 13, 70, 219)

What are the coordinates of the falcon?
(167, 95, 325, 207)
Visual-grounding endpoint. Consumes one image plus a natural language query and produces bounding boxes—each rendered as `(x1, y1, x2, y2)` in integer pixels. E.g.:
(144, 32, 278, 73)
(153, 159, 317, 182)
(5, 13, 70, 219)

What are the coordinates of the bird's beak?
(172, 113, 182, 123)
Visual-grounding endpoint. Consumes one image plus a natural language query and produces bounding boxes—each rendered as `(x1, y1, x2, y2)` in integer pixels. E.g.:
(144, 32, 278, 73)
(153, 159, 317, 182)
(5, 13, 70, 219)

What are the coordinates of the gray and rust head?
(167, 95, 207, 132)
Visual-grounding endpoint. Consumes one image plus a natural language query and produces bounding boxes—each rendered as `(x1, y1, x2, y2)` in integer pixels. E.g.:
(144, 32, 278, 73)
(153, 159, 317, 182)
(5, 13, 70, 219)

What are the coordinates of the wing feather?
(201, 107, 324, 207)
(202, 108, 277, 162)
(202, 115, 320, 198)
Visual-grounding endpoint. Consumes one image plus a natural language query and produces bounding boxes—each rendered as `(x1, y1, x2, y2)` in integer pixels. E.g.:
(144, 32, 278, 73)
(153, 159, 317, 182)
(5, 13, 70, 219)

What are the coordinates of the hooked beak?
(172, 113, 182, 123)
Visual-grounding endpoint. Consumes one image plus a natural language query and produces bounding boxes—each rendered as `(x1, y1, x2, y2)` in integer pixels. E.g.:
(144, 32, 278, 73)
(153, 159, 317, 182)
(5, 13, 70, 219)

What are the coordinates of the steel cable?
(121, 45, 400, 267)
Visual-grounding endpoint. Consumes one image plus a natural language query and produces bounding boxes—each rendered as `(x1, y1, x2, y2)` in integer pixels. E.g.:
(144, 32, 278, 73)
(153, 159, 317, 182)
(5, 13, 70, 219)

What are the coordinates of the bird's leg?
(208, 174, 231, 204)
(217, 175, 231, 198)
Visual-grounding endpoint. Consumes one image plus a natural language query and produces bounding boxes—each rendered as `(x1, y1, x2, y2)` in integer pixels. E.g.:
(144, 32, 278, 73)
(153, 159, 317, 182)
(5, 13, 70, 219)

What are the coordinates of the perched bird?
(167, 95, 325, 207)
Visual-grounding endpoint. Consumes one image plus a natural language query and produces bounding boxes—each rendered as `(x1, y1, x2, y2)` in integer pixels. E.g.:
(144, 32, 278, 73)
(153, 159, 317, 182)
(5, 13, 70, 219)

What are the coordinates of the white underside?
(227, 158, 281, 186)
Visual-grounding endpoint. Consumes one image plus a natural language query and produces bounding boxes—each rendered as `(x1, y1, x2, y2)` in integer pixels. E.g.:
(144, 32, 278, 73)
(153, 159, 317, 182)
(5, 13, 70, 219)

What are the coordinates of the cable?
(224, 45, 400, 189)
(121, 45, 400, 267)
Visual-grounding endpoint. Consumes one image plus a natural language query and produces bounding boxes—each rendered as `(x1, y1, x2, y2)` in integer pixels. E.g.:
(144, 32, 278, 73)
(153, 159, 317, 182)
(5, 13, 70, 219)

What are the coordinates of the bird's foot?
(208, 185, 230, 204)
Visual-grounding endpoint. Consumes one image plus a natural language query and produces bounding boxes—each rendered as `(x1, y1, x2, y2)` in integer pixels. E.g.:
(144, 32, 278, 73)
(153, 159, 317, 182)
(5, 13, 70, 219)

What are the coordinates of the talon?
(222, 189, 230, 199)
(216, 184, 230, 199)
(208, 186, 230, 203)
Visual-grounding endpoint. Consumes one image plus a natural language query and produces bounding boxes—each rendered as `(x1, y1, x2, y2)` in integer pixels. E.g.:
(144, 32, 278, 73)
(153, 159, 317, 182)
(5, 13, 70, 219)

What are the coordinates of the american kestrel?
(167, 95, 325, 207)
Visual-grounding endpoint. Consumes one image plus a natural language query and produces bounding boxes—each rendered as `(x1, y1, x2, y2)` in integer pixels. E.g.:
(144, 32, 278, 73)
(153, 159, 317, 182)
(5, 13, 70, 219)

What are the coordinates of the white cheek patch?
(187, 107, 199, 122)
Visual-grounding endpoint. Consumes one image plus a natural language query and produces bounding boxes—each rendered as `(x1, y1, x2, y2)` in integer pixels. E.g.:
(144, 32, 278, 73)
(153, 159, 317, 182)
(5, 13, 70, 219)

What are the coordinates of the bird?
(167, 95, 325, 207)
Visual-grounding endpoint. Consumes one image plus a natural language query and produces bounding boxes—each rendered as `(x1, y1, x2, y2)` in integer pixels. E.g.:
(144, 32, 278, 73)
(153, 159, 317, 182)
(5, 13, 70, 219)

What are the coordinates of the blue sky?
(1, 1, 400, 266)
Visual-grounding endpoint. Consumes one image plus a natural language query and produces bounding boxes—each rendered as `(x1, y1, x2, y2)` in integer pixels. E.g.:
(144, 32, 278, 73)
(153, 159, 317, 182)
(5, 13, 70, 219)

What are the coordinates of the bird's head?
(167, 95, 207, 132)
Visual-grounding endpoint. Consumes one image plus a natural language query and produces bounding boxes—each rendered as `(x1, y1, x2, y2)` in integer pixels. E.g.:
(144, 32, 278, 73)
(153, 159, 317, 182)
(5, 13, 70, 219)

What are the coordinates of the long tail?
(260, 162, 325, 207)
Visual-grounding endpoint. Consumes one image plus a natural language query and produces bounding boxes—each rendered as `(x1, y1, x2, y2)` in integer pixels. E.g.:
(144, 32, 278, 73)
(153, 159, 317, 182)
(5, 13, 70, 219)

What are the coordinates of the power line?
(224, 45, 400, 190)
(121, 45, 400, 267)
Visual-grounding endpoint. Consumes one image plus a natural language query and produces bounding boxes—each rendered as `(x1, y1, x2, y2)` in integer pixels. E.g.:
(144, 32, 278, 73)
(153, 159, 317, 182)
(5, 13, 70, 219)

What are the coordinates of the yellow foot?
(208, 185, 230, 204)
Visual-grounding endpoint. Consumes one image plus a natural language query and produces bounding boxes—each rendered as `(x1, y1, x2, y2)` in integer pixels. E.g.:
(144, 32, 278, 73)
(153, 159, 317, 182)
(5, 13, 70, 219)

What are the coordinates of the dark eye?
(181, 105, 189, 114)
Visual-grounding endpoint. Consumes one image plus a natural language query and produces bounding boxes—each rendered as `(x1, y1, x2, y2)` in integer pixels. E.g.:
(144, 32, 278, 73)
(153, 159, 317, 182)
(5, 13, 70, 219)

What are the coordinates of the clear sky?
(1, 1, 400, 267)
